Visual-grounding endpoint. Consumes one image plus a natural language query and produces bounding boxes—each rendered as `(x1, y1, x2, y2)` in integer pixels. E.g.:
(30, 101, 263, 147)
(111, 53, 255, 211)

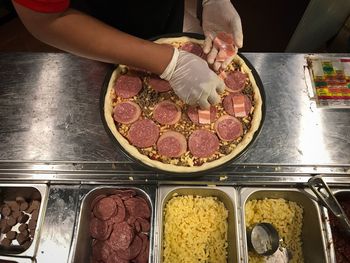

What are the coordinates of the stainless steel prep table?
(0, 53, 349, 262)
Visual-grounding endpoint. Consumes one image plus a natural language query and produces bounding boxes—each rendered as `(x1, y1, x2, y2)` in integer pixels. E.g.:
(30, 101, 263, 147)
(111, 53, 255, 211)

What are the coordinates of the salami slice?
(107, 252, 129, 263)
(223, 94, 252, 117)
(188, 130, 219, 158)
(127, 215, 137, 226)
(92, 241, 111, 262)
(111, 195, 126, 224)
(90, 194, 106, 211)
(124, 197, 150, 219)
(108, 221, 135, 251)
(134, 233, 149, 263)
(111, 189, 136, 200)
(224, 71, 246, 93)
(153, 100, 181, 125)
(90, 258, 100, 263)
(136, 217, 151, 232)
(180, 42, 204, 57)
(157, 131, 187, 158)
(90, 217, 111, 240)
(113, 101, 141, 124)
(148, 76, 172, 92)
(128, 119, 159, 148)
(93, 197, 117, 221)
(116, 234, 142, 260)
(214, 115, 243, 141)
(187, 106, 217, 124)
(114, 75, 142, 98)
(134, 219, 142, 233)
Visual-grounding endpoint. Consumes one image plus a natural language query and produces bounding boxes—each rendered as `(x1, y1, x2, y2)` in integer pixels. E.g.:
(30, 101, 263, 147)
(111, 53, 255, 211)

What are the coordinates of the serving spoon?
(247, 222, 280, 256)
(308, 174, 350, 236)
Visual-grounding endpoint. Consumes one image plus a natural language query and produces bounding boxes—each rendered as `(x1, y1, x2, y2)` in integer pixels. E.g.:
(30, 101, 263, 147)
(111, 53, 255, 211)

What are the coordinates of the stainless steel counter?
(0, 53, 349, 262)
(0, 53, 349, 172)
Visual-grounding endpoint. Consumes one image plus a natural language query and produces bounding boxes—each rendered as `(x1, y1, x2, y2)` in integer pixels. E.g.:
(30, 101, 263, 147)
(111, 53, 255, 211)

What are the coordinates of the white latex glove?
(202, 0, 243, 71)
(160, 48, 225, 109)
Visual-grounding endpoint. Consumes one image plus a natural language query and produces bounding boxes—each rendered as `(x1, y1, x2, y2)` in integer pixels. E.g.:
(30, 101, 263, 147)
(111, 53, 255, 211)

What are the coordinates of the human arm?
(13, 1, 225, 109)
(202, 0, 243, 71)
(12, 2, 173, 74)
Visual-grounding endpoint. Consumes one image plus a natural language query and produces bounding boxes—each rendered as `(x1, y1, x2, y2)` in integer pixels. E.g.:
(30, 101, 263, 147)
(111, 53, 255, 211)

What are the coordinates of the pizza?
(103, 36, 263, 173)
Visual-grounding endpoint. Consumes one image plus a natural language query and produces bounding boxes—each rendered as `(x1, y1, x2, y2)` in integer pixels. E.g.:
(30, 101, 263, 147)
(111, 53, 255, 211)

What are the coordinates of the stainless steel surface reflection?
(35, 185, 80, 263)
(0, 53, 349, 167)
(0, 53, 125, 162)
(238, 53, 350, 165)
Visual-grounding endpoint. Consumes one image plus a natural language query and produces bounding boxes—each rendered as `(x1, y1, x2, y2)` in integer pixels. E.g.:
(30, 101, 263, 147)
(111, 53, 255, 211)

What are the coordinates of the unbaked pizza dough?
(104, 36, 262, 173)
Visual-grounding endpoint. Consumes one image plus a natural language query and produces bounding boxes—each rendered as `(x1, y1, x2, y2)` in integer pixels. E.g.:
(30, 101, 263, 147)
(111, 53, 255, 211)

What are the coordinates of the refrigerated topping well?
(245, 198, 303, 263)
(163, 195, 228, 263)
(329, 196, 350, 263)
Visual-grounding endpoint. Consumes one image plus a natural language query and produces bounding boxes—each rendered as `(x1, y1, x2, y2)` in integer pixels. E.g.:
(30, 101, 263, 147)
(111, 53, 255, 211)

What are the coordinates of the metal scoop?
(308, 174, 350, 236)
(247, 223, 280, 256)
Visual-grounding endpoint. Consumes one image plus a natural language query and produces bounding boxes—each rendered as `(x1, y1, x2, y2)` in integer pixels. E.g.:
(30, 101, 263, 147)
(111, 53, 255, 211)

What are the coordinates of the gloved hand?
(160, 48, 225, 109)
(202, 0, 243, 71)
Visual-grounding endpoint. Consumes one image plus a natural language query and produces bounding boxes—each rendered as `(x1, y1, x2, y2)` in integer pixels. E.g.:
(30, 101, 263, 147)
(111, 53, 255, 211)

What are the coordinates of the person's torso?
(71, 0, 184, 39)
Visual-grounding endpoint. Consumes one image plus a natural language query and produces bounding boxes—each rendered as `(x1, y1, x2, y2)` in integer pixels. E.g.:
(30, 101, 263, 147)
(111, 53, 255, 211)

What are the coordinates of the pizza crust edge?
(104, 36, 262, 173)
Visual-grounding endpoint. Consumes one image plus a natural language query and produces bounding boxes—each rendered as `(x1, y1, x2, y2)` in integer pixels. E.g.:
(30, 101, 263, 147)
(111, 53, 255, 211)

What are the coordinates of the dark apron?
(71, 0, 184, 39)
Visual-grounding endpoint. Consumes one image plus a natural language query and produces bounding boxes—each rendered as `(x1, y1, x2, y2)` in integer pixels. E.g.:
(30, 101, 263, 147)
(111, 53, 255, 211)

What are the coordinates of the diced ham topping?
(198, 109, 211, 124)
(213, 32, 236, 62)
(187, 106, 217, 124)
(215, 32, 234, 46)
(223, 93, 252, 117)
(232, 95, 246, 117)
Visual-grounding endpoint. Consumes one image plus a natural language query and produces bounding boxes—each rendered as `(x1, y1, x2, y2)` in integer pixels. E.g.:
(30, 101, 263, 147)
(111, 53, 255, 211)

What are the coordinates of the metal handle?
(308, 175, 350, 235)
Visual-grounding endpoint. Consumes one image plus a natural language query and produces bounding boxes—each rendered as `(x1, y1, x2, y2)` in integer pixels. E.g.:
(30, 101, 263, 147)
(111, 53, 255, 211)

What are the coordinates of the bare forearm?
(13, 5, 173, 74)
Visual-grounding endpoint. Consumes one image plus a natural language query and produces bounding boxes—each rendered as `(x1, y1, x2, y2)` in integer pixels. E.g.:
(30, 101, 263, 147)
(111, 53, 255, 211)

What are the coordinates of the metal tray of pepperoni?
(70, 185, 156, 263)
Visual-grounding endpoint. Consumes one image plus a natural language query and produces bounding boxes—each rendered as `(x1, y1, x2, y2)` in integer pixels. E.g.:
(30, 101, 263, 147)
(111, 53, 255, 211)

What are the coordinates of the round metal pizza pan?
(100, 32, 266, 176)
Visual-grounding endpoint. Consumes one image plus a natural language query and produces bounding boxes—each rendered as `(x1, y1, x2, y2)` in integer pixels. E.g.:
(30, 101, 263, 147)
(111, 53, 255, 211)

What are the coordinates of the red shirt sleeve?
(14, 0, 69, 13)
